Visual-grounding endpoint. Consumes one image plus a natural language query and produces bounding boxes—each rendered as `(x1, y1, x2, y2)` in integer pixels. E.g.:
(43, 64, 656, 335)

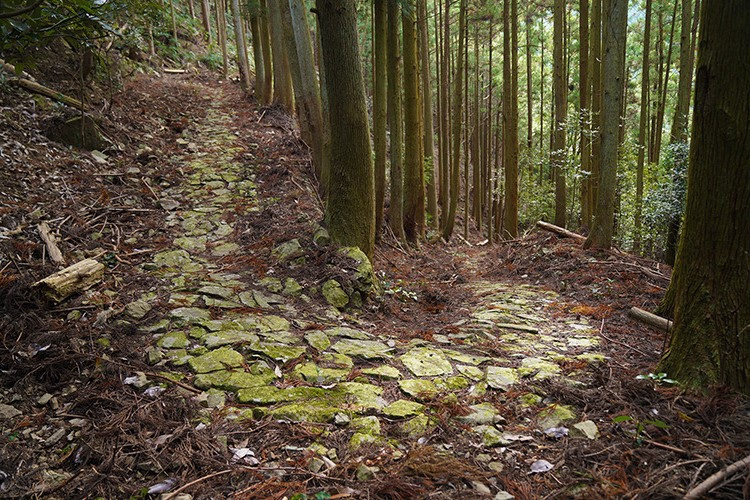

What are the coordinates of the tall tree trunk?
(525, 8, 533, 150)
(216, 0, 228, 77)
(418, 0, 438, 230)
(258, 0, 273, 104)
(539, 17, 545, 158)
(584, 0, 627, 249)
(579, 0, 591, 229)
(267, 0, 294, 112)
(373, 0, 387, 238)
(552, 0, 567, 227)
(438, 0, 451, 228)
(281, 0, 325, 187)
(387, 0, 406, 242)
(635, 0, 652, 252)
(201, 0, 212, 45)
(503, 0, 519, 238)
(316, 0, 375, 259)
(188, 0, 195, 18)
(441, 0, 466, 240)
(664, 0, 694, 266)
(249, 14, 265, 100)
(230, 0, 251, 90)
(472, 27, 480, 228)
(170, 0, 179, 47)
(658, 0, 750, 395)
(402, 0, 424, 244)
(589, 0, 602, 218)
(654, 0, 679, 166)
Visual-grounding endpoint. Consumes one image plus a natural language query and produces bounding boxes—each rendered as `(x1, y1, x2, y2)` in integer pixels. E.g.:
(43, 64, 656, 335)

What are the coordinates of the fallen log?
(33, 259, 104, 303)
(629, 307, 672, 332)
(535, 221, 587, 243)
(163, 68, 187, 74)
(8, 77, 88, 111)
(37, 222, 65, 265)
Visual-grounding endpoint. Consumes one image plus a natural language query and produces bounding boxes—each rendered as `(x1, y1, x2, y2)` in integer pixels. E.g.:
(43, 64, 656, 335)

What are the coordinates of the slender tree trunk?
(584, 0, 627, 249)
(249, 15, 265, 99)
(579, 0, 591, 229)
(658, 0, 750, 395)
(635, 0, 652, 252)
(655, 0, 679, 166)
(525, 9, 533, 149)
(373, 0, 387, 238)
(441, 0, 466, 240)
(216, 0, 228, 77)
(188, 0, 195, 18)
(552, 0, 567, 227)
(419, 0, 438, 231)
(387, 0, 406, 242)
(664, 0, 694, 266)
(170, 0, 179, 47)
(539, 17, 545, 158)
(230, 0, 251, 90)
(503, 0, 519, 238)
(201, 0, 212, 45)
(267, 0, 294, 112)
(438, 0, 451, 228)
(258, 0, 273, 104)
(472, 27, 481, 228)
(589, 0, 602, 218)
(316, 0, 375, 259)
(402, 0, 424, 244)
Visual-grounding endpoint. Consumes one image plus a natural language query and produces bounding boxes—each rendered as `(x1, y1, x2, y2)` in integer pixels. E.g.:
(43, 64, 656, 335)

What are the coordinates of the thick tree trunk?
(386, 0, 406, 242)
(418, 0, 438, 231)
(316, 0, 375, 260)
(552, 0, 567, 228)
(658, 0, 750, 395)
(402, 1, 424, 245)
(584, 0, 627, 249)
(216, 0, 228, 77)
(440, 0, 466, 241)
(589, 0, 602, 216)
(201, 0, 212, 45)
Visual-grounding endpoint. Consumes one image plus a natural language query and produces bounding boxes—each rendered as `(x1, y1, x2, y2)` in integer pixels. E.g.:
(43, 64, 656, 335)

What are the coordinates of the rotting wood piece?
(536, 220, 587, 243)
(33, 259, 105, 303)
(629, 306, 672, 331)
(37, 222, 65, 265)
(7, 77, 88, 111)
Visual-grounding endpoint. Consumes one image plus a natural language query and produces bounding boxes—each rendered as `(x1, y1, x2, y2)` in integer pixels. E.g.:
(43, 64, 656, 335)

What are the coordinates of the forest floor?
(2, 71, 750, 499)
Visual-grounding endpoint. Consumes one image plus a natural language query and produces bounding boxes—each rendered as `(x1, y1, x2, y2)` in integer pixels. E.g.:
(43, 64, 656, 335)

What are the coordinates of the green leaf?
(613, 415, 633, 423)
(645, 419, 669, 429)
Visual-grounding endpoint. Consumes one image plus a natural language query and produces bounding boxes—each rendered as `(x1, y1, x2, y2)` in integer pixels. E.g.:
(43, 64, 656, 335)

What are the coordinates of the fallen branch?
(684, 454, 750, 499)
(163, 68, 187, 74)
(629, 307, 672, 332)
(37, 222, 65, 265)
(8, 77, 88, 111)
(32, 258, 104, 303)
(535, 220, 586, 243)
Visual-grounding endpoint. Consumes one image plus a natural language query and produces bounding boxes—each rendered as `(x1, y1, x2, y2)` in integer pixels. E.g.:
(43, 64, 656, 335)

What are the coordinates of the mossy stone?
(398, 379, 438, 400)
(322, 279, 349, 309)
(188, 347, 244, 373)
(382, 399, 425, 418)
(157, 331, 189, 349)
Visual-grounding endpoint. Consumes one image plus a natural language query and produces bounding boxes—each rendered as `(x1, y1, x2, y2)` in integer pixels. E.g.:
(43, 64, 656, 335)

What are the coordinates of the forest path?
(134, 76, 605, 456)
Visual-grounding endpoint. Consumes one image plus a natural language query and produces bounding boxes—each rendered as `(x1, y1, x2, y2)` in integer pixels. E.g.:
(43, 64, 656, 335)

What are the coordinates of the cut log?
(8, 77, 87, 111)
(536, 221, 587, 243)
(37, 222, 65, 265)
(33, 259, 105, 303)
(629, 307, 672, 332)
(163, 68, 187, 74)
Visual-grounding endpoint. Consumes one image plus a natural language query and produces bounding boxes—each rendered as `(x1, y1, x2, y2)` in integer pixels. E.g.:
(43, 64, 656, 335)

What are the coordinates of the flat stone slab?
(188, 347, 244, 373)
(398, 379, 438, 399)
(331, 339, 392, 359)
(382, 399, 425, 418)
(486, 366, 519, 390)
(400, 347, 453, 377)
(361, 365, 402, 380)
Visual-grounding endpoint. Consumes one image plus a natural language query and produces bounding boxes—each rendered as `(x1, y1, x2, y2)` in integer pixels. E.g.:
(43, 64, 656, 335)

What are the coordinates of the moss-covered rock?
(486, 366, 519, 390)
(322, 279, 349, 309)
(398, 379, 438, 400)
(331, 339, 392, 359)
(304, 330, 331, 351)
(382, 399, 425, 418)
(188, 347, 244, 373)
(400, 348, 453, 377)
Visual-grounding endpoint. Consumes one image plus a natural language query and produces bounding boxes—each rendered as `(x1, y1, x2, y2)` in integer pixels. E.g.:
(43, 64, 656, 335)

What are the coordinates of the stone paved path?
(131, 83, 606, 465)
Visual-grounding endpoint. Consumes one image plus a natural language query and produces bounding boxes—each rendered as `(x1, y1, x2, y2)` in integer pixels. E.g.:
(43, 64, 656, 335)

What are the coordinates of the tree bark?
(579, 0, 591, 230)
(316, 0, 375, 260)
(589, 0, 602, 216)
(267, 0, 294, 112)
(585, 0, 627, 249)
(503, 0, 519, 239)
(373, 0, 387, 238)
(402, 0, 424, 245)
(418, 0, 438, 231)
(258, 0, 273, 104)
(440, 0, 466, 241)
(249, 14, 265, 100)
(386, 0, 406, 243)
(216, 0, 228, 77)
(658, 0, 750, 395)
(230, 0, 251, 90)
(552, 0, 568, 228)
(635, 0, 652, 253)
